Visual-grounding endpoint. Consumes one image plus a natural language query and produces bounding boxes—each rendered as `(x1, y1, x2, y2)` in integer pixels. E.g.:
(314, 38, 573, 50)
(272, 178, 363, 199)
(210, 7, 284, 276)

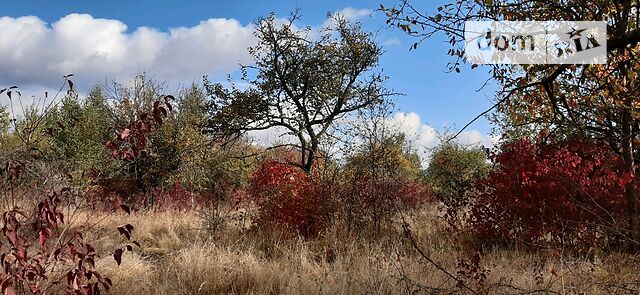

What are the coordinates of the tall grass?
(69, 207, 640, 294)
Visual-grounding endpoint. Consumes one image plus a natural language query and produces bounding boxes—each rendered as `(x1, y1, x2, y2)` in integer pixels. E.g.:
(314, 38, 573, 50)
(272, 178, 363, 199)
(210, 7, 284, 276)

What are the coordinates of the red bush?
(339, 174, 434, 232)
(87, 181, 208, 212)
(396, 179, 436, 208)
(150, 182, 208, 211)
(249, 160, 333, 238)
(470, 137, 631, 247)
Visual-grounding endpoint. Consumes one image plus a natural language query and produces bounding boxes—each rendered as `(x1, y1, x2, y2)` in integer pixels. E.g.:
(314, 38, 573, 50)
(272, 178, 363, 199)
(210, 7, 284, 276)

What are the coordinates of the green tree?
(0, 106, 8, 136)
(424, 139, 489, 214)
(345, 133, 422, 180)
(101, 78, 255, 202)
(173, 85, 256, 192)
(205, 12, 391, 173)
(45, 88, 113, 174)
(104, 75, 177, 193)
(0, 106, 15, 160)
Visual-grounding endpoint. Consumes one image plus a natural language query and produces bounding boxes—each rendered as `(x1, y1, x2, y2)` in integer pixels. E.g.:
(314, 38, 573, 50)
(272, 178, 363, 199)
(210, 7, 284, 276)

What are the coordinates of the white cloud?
(382, 38, 401, 46)
(248, 126, 296, 147)
(387, 112, 438, 148)
(456, 129, 498, 147)
(0, 9, 376, 92)
(0, 14, 256, 90)
(334, 7, 373, 20)
(385, 112, 497, 166)
(322, 7, 373, 29)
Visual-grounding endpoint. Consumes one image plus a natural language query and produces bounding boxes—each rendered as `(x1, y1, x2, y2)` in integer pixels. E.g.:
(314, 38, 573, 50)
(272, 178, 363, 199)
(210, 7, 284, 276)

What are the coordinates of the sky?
(0, 0, 499, 159)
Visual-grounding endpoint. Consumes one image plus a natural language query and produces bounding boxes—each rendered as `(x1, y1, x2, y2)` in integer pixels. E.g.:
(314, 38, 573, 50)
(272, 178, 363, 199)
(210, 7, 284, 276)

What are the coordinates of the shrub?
(86, 181, 209, 213)
(396, 179, 436, 209)
(339, 174, 434, 233)
(0, 169, 131, 295)
(249, 160, 334, 239)
(470, 137, 630, 248)
(151, 181, 207, 211)
(0, 81, 147, 294)
(425, 140, 489, 225)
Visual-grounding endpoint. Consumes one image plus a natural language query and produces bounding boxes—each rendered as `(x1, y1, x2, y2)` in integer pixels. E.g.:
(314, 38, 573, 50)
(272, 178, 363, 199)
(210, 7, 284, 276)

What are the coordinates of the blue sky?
(1, 0, 498, 152)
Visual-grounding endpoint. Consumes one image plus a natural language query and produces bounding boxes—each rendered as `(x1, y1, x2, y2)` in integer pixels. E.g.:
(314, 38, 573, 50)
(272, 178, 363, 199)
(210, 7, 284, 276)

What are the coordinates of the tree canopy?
(205, 12, 392, 172)
(382, 0, 640, 247)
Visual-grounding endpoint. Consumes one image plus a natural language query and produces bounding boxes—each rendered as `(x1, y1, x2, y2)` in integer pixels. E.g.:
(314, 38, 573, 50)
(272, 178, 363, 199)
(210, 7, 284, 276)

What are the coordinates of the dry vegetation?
(55, 205, 639, 295)
(3, 2, 640, 293)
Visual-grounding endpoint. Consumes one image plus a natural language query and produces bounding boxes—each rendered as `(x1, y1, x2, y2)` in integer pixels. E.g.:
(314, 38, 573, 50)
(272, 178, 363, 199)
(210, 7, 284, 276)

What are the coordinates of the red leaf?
(123, 151, 134, 160)
(119, 129, 131, 140)
(165, 101, 173, 112)
(152, 109, 163, 124)
(38, 228, 51, 248)
(5, 230, 17, 247)
(159, 106, 167, 117)
(17, 246, 26, 260)
(116, 227, 130, 240)
(4, 286, 16, 295)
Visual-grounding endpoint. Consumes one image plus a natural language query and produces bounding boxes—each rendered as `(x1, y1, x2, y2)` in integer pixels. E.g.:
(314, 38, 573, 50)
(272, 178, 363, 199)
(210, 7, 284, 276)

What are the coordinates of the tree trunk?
(302, 141, 318, 174)
(618, 0, 638, 248)
(621, 97, 639, 251)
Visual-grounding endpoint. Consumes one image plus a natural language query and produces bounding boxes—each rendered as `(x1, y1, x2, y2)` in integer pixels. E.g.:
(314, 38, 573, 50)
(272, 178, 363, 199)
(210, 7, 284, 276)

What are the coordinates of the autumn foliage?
(0, 183, 122, 295)
(339, 174, 434, 232)
(470, 137, 632, 248)
(249, 160, 334, 238)
(105, 96, 173, 161)
(249, 153, 435, 238)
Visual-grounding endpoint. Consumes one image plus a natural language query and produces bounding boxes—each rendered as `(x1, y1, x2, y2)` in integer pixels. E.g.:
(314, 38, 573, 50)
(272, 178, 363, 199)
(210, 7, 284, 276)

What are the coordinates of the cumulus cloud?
(322, 7, 373, 29)
(0, 9, 375, 91)
(383, 112, 497, 165)
(0, 14, 256, 90)
(334, 7, 373, 20)
(387, 112, 438, 148)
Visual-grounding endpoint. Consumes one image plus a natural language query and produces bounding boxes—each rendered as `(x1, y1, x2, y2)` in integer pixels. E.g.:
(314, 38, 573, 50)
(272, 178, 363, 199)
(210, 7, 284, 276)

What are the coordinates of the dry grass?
(63, 206, 640, 294)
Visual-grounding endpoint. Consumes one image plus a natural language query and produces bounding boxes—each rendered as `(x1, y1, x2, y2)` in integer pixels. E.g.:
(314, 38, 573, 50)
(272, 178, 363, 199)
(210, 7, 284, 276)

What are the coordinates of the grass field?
(58, 205, 640, 294)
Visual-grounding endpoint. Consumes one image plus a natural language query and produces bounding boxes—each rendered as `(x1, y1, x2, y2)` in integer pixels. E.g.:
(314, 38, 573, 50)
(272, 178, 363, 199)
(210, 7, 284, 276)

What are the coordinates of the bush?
(0, 81, 151, 294)
(87, 181, 209, 212)
(339, 173, 434, 233)
(396, 179, 436, 209)
(425, 140, 489, 224)
(470, 137, 630, 248)
(0, 190, 111, 294)
(249, 160, 334, 239)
